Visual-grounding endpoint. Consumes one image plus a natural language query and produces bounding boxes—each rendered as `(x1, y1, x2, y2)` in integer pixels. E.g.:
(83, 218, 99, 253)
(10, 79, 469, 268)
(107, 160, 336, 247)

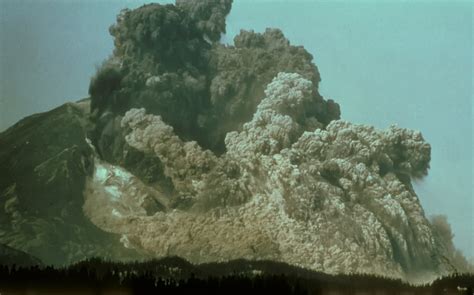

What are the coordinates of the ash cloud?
(176, 0, 233, 42)
(82, 0, 470, 281)
(430, 215, 474, 274)
(88, 1, 339, 159)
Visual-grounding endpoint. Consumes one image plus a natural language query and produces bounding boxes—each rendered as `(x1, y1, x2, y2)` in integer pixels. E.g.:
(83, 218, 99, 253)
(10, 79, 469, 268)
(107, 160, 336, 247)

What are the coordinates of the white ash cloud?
(83, 72, 468, 282)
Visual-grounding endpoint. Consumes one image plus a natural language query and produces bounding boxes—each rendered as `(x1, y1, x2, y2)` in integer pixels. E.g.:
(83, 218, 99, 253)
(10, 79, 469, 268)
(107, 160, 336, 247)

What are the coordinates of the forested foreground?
(0, 257, 472, 294)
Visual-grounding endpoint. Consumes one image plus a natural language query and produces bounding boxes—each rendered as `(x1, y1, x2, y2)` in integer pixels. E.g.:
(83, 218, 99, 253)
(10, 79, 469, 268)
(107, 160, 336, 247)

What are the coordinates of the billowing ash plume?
(81, 0, 470, 282)
(88, 1, 339, 160)
(176, 0, 233, 42)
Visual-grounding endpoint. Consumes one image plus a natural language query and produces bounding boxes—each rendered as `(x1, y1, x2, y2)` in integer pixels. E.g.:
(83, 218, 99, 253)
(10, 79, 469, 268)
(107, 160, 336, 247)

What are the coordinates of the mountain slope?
(0, 100, 144, 265)
(0, 243, 42, 267)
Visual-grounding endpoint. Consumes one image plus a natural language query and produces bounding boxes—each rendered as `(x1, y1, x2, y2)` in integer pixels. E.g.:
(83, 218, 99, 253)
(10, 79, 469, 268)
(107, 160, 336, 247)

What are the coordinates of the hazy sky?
(0, 0, 472, 258)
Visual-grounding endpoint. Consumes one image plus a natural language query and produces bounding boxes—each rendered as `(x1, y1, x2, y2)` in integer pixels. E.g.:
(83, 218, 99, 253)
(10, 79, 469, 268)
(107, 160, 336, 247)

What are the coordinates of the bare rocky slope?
(0, 0, 470, 282)
(0, 100, 148, 265)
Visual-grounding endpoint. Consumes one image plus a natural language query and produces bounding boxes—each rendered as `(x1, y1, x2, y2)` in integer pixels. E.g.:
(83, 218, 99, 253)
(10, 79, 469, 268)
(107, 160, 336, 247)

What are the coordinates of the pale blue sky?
(0, 0, 472, 257)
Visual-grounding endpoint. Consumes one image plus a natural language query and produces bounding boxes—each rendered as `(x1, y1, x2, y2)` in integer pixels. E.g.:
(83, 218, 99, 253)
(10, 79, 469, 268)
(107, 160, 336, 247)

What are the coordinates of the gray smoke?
(81, 0, 471, 282)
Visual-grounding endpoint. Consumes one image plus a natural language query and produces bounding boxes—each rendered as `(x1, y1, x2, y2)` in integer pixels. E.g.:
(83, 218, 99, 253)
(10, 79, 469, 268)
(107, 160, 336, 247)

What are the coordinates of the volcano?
(0, 0, 470, 283)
